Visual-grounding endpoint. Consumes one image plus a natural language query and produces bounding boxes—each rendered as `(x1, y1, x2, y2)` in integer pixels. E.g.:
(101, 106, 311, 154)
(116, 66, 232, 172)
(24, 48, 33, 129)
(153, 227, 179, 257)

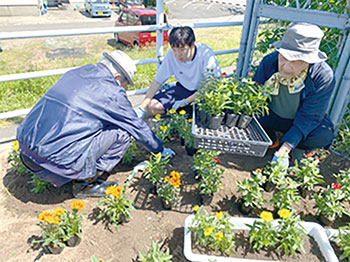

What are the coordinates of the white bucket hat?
(273, 23, 328, 63)
(103, 50, 137, 86)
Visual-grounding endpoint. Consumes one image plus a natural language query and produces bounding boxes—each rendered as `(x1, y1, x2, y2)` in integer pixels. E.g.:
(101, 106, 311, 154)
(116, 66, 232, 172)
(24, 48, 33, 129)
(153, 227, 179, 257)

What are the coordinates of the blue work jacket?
(17, 63, 163, 178)
(253, 51, 335, 148)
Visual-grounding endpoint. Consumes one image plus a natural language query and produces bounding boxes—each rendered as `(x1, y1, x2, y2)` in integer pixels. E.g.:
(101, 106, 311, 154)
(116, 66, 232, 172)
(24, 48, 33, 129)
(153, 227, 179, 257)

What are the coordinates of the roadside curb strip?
(201, 0, 246, 7)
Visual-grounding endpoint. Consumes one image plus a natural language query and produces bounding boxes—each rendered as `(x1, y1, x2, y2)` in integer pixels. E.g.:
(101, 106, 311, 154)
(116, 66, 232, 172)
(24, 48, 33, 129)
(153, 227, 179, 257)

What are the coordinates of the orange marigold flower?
(71, 200, 85, 210)
(221, 72, 227, 78)
(53, 207, 66, 216)
(38, 211, 53, 222)
(248, 72, 254, 77)
(170, 170, 181, 179)
(170, 177, 181, 188)
(116, 186, 122, 194)
(255, 168, 262, 173)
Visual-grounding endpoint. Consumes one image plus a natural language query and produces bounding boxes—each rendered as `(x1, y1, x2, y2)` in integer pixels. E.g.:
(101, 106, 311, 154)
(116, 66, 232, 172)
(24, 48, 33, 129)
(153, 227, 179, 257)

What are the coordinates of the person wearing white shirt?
(136, 26, 221, 117)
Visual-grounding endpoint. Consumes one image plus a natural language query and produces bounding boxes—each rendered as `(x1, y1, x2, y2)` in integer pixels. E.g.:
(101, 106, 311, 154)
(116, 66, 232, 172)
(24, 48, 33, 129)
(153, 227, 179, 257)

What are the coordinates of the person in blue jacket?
(16, 50, 174, 198)
(253, 23, 335, 168)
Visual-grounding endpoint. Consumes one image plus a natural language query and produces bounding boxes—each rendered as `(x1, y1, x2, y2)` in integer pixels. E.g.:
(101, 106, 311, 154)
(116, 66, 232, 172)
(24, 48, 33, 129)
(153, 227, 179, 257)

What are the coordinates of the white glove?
(171, 99, 188, 110)
(271, 152, 289, 171)
(135, 106, 147, 119)
(161, 147, 175, 158)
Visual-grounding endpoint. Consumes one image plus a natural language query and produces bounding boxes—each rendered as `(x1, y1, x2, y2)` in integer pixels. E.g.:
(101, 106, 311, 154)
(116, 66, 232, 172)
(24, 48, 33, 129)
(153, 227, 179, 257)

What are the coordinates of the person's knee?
(146, 99, 165, 115)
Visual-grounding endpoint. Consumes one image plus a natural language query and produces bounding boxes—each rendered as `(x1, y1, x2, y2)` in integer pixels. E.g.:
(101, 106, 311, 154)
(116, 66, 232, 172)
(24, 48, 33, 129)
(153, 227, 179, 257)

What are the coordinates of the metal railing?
(0, 0, 243, 120)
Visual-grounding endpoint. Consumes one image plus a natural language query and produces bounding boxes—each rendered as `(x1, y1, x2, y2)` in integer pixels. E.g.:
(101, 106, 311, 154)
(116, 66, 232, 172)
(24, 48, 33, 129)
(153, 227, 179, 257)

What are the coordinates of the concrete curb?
(201, 0, 246, 7)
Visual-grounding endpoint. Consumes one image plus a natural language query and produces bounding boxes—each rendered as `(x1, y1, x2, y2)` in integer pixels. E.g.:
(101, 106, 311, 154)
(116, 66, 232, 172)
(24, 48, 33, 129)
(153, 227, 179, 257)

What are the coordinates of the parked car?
(114, 8, 168, 49)
(84, 0, 111, 17)
(118, 0, 145, 10)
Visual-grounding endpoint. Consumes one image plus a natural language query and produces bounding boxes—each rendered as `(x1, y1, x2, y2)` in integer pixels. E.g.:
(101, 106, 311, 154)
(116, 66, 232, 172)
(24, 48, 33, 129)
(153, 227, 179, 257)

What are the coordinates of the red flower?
(332, 183, 342, 190)
(248, 72, 253, 77)
(305, 153, 312, 158)
(213, 157, 221, 163)
(221, 72, 227, 78)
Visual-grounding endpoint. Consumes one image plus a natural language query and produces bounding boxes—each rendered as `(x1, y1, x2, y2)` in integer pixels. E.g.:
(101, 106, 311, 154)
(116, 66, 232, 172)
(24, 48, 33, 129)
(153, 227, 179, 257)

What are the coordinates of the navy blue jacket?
(253, 51, 335, 148)
(17, 63, 163, 176)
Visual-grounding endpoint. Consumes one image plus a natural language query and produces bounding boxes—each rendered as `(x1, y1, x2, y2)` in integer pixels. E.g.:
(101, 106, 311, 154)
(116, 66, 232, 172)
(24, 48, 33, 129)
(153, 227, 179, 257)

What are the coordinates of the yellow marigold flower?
(38, 211, 53, 222)
(260, 211, 273, 222)
(53, 207, 66, 216)
(188, 119, 193, 123)
(112, 192, 121, 199)
(179, 110, 186, 115)
(216, 231, 224, 241)
(71, 200, 85, 210)
(216, 211, 224, 220)
(204, 227, 213, 236)
(193, 205, 199, 212)
(47, 215, 60, 225)
(12, 140, 19, 151)
(279, 208, 291, 220)
(169, 109, 176, 114)
(155, 114, 161, 120)
(170, 170, 181, 179)
(160, 126, 168, 131)
(164, 176, 170, 182)
(255, 168, 262, 173)
(155, 153, 161, 158)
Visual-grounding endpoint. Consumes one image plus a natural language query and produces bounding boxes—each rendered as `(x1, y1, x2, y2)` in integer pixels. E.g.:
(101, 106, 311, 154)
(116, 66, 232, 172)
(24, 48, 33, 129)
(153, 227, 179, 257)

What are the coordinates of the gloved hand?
(271, 152, 289, 170)
(171, 99, 188, 110)
(135, 106, 147, 119)
(161, 147, 175, 158)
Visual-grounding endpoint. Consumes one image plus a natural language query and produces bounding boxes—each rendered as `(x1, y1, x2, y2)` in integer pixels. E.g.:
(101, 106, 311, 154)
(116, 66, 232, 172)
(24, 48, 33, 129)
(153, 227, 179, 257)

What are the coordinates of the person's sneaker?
(268, 140, 280, 149)
(72, 179, 118, 198)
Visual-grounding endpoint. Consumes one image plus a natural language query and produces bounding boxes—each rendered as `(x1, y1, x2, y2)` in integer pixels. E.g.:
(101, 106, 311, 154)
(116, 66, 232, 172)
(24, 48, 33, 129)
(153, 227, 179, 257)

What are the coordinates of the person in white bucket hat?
(253, 23, 335, 169)
(16, 50, 174, 198)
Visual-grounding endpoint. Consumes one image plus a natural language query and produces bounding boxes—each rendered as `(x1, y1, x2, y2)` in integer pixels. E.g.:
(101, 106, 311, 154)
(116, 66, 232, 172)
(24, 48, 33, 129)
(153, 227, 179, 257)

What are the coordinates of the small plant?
(167, 109, 189, 136)
(138, 241, 172, 262)
(60, 201, 86, 242)
(334, 169, 350, 201)
(97, 184, 135, 228)
(334, 223, 350, 261)
(247, 211, 279, 251)
(189, 206, 235, 256)
(270, 177, 301, 211)
(28, 174, 50, 193)
(144, 153, 170, 185)
(157, 170, 181, 204)
(33, 209, 66, 248)
(196, 74, 232, 117)
(248, 209, 307, 256)
(263, 160, 287, 186)
(7, 140, 30, 176)
(314, 184, 347, 222)
(199, 167, 224, 195)
(154, 124, 171, 143)
(276, 209, 307, 256)
(122, 138, 141, 164)
(180, 114, 194, 149)
(236, 169, 266, 210)
(237, 77, 270, 118)
(192, 150, 220, 178)
(291, 156, 324, 191)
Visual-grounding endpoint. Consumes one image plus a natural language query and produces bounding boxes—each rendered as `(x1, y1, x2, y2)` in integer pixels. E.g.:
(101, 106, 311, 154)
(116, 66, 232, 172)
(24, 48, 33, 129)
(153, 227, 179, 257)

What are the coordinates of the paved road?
(0, 0, 245, 32)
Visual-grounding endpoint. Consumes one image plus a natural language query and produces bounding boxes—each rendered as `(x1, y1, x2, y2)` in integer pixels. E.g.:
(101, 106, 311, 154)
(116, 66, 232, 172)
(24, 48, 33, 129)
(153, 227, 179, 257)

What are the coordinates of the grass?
(0, 26, 242, 120)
